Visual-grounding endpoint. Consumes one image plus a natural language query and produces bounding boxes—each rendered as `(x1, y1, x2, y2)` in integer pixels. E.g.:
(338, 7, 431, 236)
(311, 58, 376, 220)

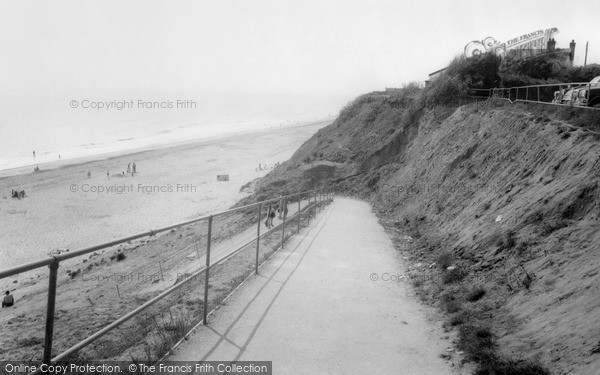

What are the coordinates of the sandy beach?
(0, 121, 328, 272)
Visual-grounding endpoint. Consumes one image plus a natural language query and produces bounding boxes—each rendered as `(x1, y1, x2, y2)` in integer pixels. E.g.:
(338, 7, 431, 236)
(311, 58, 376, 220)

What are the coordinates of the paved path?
(167, 198, 460, 374)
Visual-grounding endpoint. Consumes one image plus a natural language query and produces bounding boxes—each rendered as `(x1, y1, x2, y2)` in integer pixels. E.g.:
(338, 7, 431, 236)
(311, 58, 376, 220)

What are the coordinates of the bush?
(467, 286, 486, 302)
(436, 252, 453, 269)
(443, 267, 466, 284)
(116, 252, 126, 261)
(474, 357, 550, 375)
(458, 324, 496, 361)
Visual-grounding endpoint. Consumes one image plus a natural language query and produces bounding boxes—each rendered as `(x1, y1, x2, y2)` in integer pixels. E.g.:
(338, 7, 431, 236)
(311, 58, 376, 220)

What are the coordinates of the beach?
(0, 121, 329, 272)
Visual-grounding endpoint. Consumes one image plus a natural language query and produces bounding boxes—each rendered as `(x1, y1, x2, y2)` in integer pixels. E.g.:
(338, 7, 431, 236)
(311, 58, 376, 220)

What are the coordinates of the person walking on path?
(2, 291, 14, 308)
(266, 204, 276, 228)
(132, 163, 136, 174)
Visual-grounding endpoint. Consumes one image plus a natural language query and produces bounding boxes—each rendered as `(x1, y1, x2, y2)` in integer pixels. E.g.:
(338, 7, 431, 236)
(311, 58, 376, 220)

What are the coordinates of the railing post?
(43, 258, 59, 364)
(537, 86, 541, 102)
(297, 199, 301, 233)
(255, 203, 261, 274)
(280, 198, 286, 249)
(203, 215, 213, 325)
(587, 83, 591, 106)
(307, 195, 311, 224)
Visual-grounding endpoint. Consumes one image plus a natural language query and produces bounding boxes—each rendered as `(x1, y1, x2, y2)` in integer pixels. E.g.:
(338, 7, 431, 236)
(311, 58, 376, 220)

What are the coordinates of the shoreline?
(0, 120, 330, 272)
(0, 118, 333, 180)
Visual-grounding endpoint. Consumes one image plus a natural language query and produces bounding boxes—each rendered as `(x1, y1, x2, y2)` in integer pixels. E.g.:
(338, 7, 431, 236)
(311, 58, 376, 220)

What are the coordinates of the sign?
(464, 27, 559, 58)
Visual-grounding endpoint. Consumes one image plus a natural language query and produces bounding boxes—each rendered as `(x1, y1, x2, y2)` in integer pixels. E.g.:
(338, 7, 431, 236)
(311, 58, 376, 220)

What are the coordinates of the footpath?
(166, 197, 464, 374)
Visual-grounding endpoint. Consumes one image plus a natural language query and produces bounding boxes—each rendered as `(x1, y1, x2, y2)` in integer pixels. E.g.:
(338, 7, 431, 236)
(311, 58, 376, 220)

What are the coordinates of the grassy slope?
(249, 92, 600, 374)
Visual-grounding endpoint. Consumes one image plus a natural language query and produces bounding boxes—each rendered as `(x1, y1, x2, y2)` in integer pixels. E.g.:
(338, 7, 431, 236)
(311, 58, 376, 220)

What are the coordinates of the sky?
(0, 0, 599, 101)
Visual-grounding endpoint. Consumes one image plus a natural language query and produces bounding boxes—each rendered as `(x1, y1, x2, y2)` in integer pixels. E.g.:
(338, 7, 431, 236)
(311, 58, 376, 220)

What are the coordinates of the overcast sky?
(1, 0, 598, 99)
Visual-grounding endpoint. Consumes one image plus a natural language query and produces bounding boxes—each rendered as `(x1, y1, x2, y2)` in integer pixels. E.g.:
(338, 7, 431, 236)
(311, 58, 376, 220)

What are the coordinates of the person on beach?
(33, 150, 35, 158)
(87, 171, 91, 179)
(127, 163, 131, 173)
(132, 163, 136, 174)
(106, 171, 110, 180)
(2, 291, 14, 308)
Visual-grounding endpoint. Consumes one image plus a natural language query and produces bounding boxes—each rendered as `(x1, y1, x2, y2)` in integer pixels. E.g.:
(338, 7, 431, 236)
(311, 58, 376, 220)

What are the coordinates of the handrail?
(467, 81, 600, 110)
(0, 192, 311, 279)
(0, 189, 334, 365)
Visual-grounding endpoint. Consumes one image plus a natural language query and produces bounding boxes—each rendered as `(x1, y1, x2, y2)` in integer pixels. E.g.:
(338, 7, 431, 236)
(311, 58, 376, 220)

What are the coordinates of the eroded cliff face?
(250, 93, 600, 373)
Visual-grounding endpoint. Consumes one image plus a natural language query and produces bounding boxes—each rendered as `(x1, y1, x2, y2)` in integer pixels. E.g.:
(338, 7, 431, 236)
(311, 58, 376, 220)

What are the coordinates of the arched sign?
(464, 27, 559, 58)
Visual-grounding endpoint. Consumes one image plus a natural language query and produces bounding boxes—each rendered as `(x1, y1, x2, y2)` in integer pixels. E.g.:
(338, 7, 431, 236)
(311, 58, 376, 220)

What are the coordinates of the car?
(572, 76, 600, 108)
(552, 84, 585, 105)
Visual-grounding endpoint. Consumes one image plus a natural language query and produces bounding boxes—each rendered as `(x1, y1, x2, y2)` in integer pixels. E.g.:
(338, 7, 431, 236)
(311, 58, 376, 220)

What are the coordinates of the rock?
(428, 262, 437, 269)
(447, 265, 456, 271)
(414, 262, 423, 268)
(495, 215, 503, 222)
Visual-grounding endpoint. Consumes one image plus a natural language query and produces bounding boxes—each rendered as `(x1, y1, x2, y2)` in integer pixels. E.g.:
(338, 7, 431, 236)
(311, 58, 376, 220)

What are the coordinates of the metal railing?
(468, 82, 600, 110)
(0, 190, 333, 364)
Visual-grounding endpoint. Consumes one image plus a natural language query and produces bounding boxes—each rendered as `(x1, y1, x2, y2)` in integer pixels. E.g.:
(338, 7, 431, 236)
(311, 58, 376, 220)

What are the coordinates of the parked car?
(572, 76, 600, 108)
(552, 87, 578, 105)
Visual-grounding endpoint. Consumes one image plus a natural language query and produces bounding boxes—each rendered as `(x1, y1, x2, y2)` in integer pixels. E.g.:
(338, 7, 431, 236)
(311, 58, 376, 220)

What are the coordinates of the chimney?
(570, 40, 576, 62)
(547, 38, 556, 52)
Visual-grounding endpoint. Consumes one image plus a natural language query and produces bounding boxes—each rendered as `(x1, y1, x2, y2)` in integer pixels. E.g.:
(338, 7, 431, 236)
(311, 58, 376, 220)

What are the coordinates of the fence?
(0, 190, 333, 364)
(467, 82, 600, 110)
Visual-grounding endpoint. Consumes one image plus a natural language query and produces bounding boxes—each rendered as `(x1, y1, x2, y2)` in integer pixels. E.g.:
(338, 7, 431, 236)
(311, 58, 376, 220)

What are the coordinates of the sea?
(0, 91, 346, 175)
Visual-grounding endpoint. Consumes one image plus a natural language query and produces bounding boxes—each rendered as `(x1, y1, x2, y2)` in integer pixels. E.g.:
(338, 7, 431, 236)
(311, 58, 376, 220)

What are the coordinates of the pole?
(585, 41, 589, 67)
(280, 198, 286, 249)
(297, 199, 301, 233)
(43, 259, 59, 363)
(255, 203, 261, 274)
(203, 216, 213, 325)
(307, 195, 311, 224)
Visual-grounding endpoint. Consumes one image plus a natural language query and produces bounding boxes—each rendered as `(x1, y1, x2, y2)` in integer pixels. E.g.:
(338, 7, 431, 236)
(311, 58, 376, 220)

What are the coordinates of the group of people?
(10, 189, 26, 199)
(255, 162, 281, 171)
(126, 162, 137, 175)
(264, 197, 289, 229)
(101, 162, 138, 180)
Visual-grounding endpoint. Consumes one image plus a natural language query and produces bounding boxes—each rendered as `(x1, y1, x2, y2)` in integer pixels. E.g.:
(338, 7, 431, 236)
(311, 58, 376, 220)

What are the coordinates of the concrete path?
(167, 198, 461, 374)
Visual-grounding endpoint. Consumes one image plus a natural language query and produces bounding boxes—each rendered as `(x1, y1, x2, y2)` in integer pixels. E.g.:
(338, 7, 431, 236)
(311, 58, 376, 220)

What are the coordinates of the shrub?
(448, 311, 469, 326)
(458, 324, 496, 361)
(467, 286, 486, 302)
(436, 252, 453, 269)
(474, 357, 550, 375)
(443, 267, 466, 284)
(116, 252, 126, 261)
(445, 299, 462, 314)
